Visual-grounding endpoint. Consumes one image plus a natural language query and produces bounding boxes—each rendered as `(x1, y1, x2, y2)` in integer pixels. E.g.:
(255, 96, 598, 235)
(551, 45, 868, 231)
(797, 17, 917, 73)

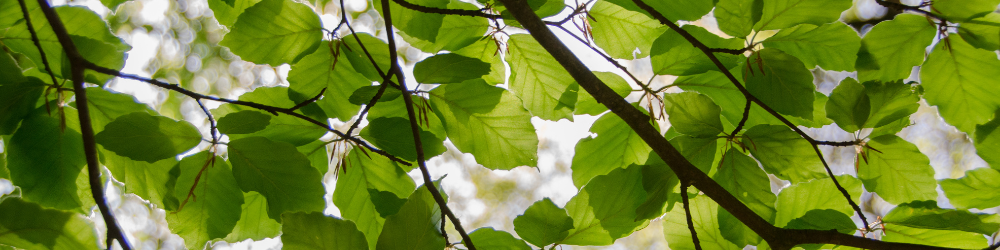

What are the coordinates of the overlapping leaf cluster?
(1, 0, 1000, 249)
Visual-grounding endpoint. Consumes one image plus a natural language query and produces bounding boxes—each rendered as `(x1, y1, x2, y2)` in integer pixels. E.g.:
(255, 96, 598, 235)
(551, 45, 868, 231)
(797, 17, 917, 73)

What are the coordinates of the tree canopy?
(1, 0, 1000, 249)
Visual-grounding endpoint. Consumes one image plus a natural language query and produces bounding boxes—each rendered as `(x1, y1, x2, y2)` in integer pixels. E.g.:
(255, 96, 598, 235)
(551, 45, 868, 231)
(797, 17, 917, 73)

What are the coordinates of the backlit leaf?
(0, 198, 100, 250)
(589, 0, 667, 59)
(921, 36, 1000, 134)
(282, 212, 369, 250)
(507, 34, 576, 120)
(754, 0, 851, 31)
(513, 198, 574, 247)
(228, 137, 325, 221)
(762, 22, 860, 71)
(858, 135, 938, 204)
(166, 152, 244, 250)
(856, 14, 936, 82)
(219, 0, 322, 66)
(95, 112, 201, 163)
(744, 48, 815, 119)
(571, 111, 651, 187)
(413, 54, 490, 84)
(940, 168, 1000, 209)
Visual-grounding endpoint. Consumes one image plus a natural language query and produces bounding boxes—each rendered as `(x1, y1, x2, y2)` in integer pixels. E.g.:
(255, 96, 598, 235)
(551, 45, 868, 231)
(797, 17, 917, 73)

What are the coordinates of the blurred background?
(0, 0, 996, 249)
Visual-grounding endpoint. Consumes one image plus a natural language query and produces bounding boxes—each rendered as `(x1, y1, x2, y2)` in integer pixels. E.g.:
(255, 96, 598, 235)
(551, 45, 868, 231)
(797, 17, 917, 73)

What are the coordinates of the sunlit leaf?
(219, 0, 322, 66)
(413, 53, 490, 84)
(507, 34, 576, 120)
(882, 225, 987, 248)
(166, 152, 243, 250)
(571, 111, 651, 187)
(574, 72, 632, 116)
(921, 36, 1000, 134)
(774, 175, 862, 227)
(826, 77, 869, 132)
(95, 112, 201, 163)
(743, 125, 827, 183)
(228, 137, 325, 221)
(744, 48, 815, 119)
(375, 184, 445, 250)
(784, 209, 855, 234)
(651, 25, 744, 76)
(397, 1, 489, 53)
(0, 77, 44, 135)
(513, 198, 574, 248)
(856, 14, 936, 83)
(224, 191, 281, 242)
(589, 0, 667, 59)
(288, 41, 372, 122)
(0, 198, 100, 250)
(883, 200, 1000, 234)
(7, 114, 87, 212)
(213, 87, 327, 146)
(662, 92, 724, 137)
(282, 212, 369, 250)
(217, 110, 271, 134)
(762, 22, 860, 71)
(359, 117, 446, 162)
(714, 0, 761, 38)
(940, 168, 1000, 209)
(663, 195, 742, 250)
(561, 166, 649, 246)
(754, 0, 851, 31)
(958, 13, 1000, 51)
(858, 135, 937, 204)
(466, 228, 532, 250)
(333, 149, 416, 249)
(932, 0, 1000, 21)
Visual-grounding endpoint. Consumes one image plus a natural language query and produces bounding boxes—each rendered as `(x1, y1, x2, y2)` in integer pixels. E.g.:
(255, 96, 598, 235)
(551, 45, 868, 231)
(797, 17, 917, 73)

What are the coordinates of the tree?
(0, 0, 999, 249)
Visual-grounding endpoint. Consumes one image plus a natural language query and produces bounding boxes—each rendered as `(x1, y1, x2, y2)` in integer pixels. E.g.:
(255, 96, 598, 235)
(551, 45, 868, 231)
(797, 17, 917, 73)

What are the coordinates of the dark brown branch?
(731, 99, 752, 136)
(31, 0, 132, 249)
(391, 0, 500, 19)
(680, 184, 703, 250)
(707, 47, 752, 55)
(195, 99, 218, 143)
(499, 1, 966, 249)
(378, 1, 476, 249)
(874, 0, 945, 21)
(816, 140, 860, 147)
(288, 87, 326, 111)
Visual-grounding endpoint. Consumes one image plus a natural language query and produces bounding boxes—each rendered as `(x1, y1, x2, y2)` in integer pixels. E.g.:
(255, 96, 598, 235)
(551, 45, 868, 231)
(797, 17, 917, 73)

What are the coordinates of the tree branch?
(378, 1, 476, 249)
(390, 0, 500, 19)
(681, 184, 703, 250)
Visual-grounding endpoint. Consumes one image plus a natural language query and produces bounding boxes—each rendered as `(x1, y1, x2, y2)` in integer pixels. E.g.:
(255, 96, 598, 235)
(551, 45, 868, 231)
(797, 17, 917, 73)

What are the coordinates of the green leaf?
(762, 22, 860, 71)
(575, 72, 631, 116)
(754, 0, 851, 31)
(862, 80, 918, 128)
(217, 110, 272, 134)
(224, 191, 281, 242)
(635, 157, 680, 221)
(826, 77, 869, 132)
(651, 25, 744, 76)
(714, 0, 762, 38)
(662, 92, 724, 137)
(429, 80, 538, 170)
(786, 91, 834, 128)
(282, 212, 369, 250)
(507, 34, 576, 120)
(333, 149, 416, 249)
(349, 86, 401, 106)
(669, 135, 718, 174)
(958, 13, 1000, 51)
(413, 54, 490, 84)
(7, 114, 87, 211)
(857, 14, 936, 82)
(0, 77, 44, 135)
(744, 48, 815, 119)
(571, 111, 652, 187)
(714, 149, 777, 223)
(975, 110, 1000, 170)
(166, 152, 244, 250)
(921, 36, 1000, 135)
(858, 135, 937, 204)
(882, 225, 988, 248)
(589, 1, 667, 60)
(932, 0, 1000, 21)
(453, 37, 506, 85)
(207, 0, 262, 27)
(466, 228, 532, 250)
(675, 71, 783, 130)
(663, 195, 742, 250)
(85, 88, 156, 134)
(0, 0, 23, 30)
(359, 117, 446, 162)
(774, 175, 862, 227)
(513, 198, 574, 247)
(219, 0, 322, 66)
(95, 112, 201, 163)
(342, 33, 392, 82)
(940, 168, 1000, 209)
(288, 41, 372, 122)
(560, 166, 649, 246)
(397, 1, 489, 53)
(101, 145, 178, 209)
(375, 0, 446, 44)
(606, 0, 714, 22)
(743, 125, 827, 183)
(375, 184, 446, 250)
(213, 87, 327, 146)
(368, 89, 446, 141)
(298, 140, 331, 176)
(883, 200, 1000, 234)
(228, 137, 325, 221)
(784, 209, 856, 234)
(0, 198, 100, 250)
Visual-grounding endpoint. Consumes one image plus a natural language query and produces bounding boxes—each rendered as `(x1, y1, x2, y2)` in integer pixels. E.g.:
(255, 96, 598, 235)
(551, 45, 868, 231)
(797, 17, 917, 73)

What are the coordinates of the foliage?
(1, 0, 1000, 249)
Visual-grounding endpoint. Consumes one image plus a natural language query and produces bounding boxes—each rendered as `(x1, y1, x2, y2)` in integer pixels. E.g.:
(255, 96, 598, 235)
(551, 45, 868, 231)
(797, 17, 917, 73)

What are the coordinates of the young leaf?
(513, 198, 574, 248)
(663, 195, 742, 250)
(359, 117, 446, 162)
(466, 228, 532, 250)
(333, 149, 416, 248)
(217, 110, 271, 134)
(744, 48, 815, 119)
(507, 34, 576, 121)
(589, 0, 667, 60)
(7, 114, 87, 211)
(743, 125, 827, 183)
(958, 13, 1000, 51)
(931, 0, 1000, 21)
(375, 184, 446, 250)
(883, 200, 1000, 234)
(662, 92, 724, 137)
(166, 152, 244, 250)
(921, 36, 1000, 135)
(228, 137, 325, 221)
(825, 77, 870, 132)
(651, 25, 743, 76)
(754, 0, 852, 31)
(288, 41, 372, 122)
(862, 80, 918, 128)
(858, 135, 937, 204)
(282, 212, 369, 250)
(571, 111, 651, 187)
(429, 80, 538, 170)
(856, 14, 936, 83)
(761, 22, 860, 71)
(95, 112, 201, 163)
(0, 198, 100, 250)
(219, 0, 322, 66)
(940, 168, 1000, 209)
(714, 0, 761, 38)
(882, 225, 988, 248)
(774, 175, 862, 227)
(561, 166, 648, 246)
(224, 191, 281, 242)
(413, 53, 490, 84)
(606, 0, 714, 22)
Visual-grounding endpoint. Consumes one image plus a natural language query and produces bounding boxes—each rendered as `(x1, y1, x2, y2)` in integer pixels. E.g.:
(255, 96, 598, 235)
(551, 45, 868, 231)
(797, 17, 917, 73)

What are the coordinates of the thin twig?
(680, 183, 703, 250)
(195, 99, 218, 143)
(816, 140, 860, 147)
(16, 0, 61, 94)
(874, 0, 945, 21)
(731, 99, 751, 136)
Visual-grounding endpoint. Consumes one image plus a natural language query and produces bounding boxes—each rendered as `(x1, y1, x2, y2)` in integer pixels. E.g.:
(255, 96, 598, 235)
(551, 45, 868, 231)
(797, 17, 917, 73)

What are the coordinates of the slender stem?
(731, 99, 751, 136)
(680, 184, 703, 250)
(16, 0, 60, 91)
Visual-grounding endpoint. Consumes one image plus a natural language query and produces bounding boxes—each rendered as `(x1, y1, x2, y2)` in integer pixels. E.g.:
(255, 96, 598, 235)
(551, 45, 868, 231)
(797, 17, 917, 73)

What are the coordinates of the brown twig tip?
(391, 0, 500, 19)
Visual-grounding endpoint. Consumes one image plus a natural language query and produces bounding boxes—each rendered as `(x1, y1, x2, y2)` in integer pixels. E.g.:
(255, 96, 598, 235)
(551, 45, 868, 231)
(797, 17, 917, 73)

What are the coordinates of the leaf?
(219, 0, 322, 66)
(349, 86, 401, 106)
(375, 0, 446, 43)
(774, 175, 862, 227)
(85, 88, 156, 134)
(761, 22, 860, 71)
(453, 37, 506, 85)
(882, 225, 987, 248)
(375, 184, 446, 250)
(368, 89, 446, 141)
(714, 0, 762, 38)
(216, 110, 271, 134)
(743, 125, 827, 183)
(0, 77, 44, 135)
(862, 80, 918, 128)
(571, 111, 651, 187)
(224, 191, 281, 242)
(507, 34, 576, 121)
(333, 149, 416, 249)
(7, 114, 87, 211)
(634, 157, 680, 221)
(288, 41, 372, 121)
(651, 25, 744, 76)
(975, 112, 1000, 171)
(958, 13, 1000, 51)
(714, 149, 777, 223)
(0, 198, 100, 250)
(932, 0, 1000, 21)
(397, 1, 489, 53)
(754, 0, 852, 31)
(921, 36, 1000, 135)
(856, 14, 936, 83)
(513, 198, 574, 247)
(784, 209, 856, 234)
(466, 228, 532, 250)
(825, 77, 870, 132)
(342, 33, 392, 82)
(675, 71, 783, 130)
(575, 72, 631, 116)
(359, 117, 446, 162)
(213, 87, 327, 146)
(282, 212, 369, 250)
(883, 200, 1000, 234)
(101, 145, 178, 209)
(589, 0, 667, 60)
(940, 168, 1000, 209)
(166, 152, 244, 250)
(298, 140, 331, 176)
(744, 48, 816, 119)
(787, 91, 834, 128)
(207, 0, 262, 27)
(95, 112, 201, 163)
(663, 195, 742, 250)
(606, 0, 714, 22)
(560, 166, 648, 246)
(413, 54, 490, 84)
(227, 136, 325, 221)
(662, 92, 724, 137)
(429, 80, 538, 170)
(858, 135, 937, 204)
